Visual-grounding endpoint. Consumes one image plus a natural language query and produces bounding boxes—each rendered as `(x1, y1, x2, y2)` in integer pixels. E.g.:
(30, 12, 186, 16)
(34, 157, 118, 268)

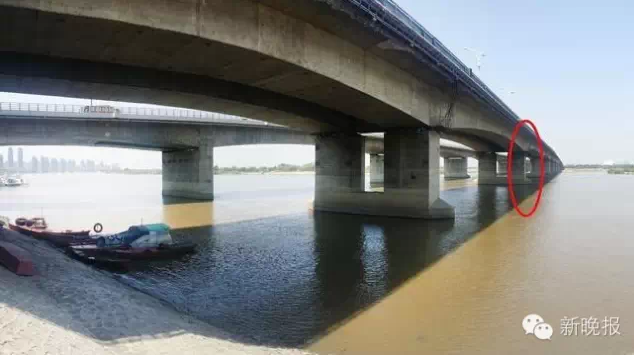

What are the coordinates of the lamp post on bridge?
(464, 47, 486, 72)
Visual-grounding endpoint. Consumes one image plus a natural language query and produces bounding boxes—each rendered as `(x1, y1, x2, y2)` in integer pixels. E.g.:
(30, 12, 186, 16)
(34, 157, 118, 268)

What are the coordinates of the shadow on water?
(118, 182, 544, 347)
(0, 180, 547, 348)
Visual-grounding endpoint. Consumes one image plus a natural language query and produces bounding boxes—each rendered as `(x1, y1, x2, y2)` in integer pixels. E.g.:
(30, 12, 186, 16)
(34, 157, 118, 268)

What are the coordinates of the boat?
(0, 176, 7, 186)
(68, 223, 196, 263)
(10, 217, 93, 247)
(5, 176, 24, 187)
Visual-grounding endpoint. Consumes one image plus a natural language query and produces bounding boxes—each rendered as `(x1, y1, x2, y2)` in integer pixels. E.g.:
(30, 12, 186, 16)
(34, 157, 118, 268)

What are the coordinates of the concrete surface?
(443, 157, 470, 180)
(0, 228, 314, 355)
(0, 0, 561, 162)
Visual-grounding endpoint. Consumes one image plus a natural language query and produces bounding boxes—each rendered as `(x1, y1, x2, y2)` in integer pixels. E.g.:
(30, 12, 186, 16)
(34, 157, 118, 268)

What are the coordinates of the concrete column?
(444, 157, 470, 180)
(477, 152, 498, 185)
(369, 154, 384, 187)
(545, 159, 553, 177)
(479, 152, 531, 185)
(497, 155, 508, 175)
(527, 156, 541, 179)
(383, 128, 454, 219)
(162, 144, 214, 200)
(313, 133, 365, 212)
(313, 129, 453, 219)
(509, 152, 531, 184)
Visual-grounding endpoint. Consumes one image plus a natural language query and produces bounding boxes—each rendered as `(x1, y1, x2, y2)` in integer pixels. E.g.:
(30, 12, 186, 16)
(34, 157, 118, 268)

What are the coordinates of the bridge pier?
(527, 156, 541, 179)
(314, 129, 454, 219)
(369, 154, 384, 188)
(478, 152, 531, 185)
(162, 144, 214, 200)
(497, 155, 508, 175)
(443, 157, 470, 180)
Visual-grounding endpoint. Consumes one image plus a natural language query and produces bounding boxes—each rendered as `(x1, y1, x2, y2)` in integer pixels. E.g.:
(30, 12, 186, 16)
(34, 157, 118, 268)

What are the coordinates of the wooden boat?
(68, 223, 196, 263)
(10, 217, 93, 247)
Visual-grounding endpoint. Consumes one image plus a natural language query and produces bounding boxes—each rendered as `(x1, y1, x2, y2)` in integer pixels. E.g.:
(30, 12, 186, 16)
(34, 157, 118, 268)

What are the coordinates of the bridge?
(0, 102, 477, 187)
(0, 0, 563, 218)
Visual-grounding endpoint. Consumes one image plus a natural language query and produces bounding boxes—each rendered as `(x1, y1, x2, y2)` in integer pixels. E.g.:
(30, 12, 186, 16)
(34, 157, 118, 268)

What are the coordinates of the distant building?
(17, 148, 24, 170)
(31, 157, 39, 173)
(51, 158, 59, 173)
(0, 154, 3, 169)
(8, 147, 13, 168)
(41, 156, 49, 173)
(60, 159, 67, 173)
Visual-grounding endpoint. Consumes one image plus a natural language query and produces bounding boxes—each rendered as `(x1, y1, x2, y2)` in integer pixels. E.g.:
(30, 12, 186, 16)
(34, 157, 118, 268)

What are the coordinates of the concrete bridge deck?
(0, 0, 563, 218)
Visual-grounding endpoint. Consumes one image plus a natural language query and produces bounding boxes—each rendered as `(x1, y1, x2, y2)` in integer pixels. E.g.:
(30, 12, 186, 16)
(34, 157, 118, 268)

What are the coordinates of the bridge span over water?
(0, 102, 477, 182)
(0, 0, 562, 218)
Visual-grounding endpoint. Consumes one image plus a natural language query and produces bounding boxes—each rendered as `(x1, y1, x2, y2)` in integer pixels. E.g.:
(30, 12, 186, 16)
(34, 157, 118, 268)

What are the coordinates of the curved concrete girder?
(439, 146, 476, 159)
(437, 131, 501, 153)
(0, 117, 314, 150)
(0, 0, 560, 161)
(1, 115, 478, 158)
(0, 53, 378, 134)
(364, 136, 474, 158)
(0, 3, 432, 130)
(449, 100, 532, 152)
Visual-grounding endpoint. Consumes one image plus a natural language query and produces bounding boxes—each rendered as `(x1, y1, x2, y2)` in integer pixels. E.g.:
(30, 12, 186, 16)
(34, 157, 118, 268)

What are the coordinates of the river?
(1, 171, 633, 354)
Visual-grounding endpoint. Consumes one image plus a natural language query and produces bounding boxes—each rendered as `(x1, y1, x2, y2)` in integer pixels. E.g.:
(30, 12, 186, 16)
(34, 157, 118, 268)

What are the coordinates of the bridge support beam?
(369, 154, 384, 188)
(478, 152, 531, 185)
(527, 157, 540, 179)
(477, 152, 501, 185)
(444, 157, 470, 180)
(313, 129, 454, 219)
(313, 133, 366, 213)
(162, 144, 214, 200)
(509, 152, 531, 184)
(545, 159, 554, 178)
(497, 156, 508, 175)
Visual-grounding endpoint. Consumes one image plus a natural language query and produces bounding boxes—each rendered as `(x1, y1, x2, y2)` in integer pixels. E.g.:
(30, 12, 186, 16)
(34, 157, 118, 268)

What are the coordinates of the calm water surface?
(2, 172, 633, 354)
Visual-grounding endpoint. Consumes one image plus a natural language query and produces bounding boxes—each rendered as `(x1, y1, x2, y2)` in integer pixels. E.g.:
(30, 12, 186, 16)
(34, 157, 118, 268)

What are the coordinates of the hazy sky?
(2, 0, 632, 166)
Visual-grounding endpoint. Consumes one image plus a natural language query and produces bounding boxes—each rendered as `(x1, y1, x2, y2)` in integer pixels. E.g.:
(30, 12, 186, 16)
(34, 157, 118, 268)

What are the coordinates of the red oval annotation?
(507, 119, 544, 218)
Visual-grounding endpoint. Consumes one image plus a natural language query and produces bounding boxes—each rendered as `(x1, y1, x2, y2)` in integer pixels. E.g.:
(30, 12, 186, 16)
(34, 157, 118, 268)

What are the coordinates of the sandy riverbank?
(0, 228, 314, 355)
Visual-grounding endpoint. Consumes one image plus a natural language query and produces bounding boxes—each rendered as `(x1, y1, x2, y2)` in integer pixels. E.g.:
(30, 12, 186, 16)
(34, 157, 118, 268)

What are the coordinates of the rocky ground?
(0, 227, 316, 355)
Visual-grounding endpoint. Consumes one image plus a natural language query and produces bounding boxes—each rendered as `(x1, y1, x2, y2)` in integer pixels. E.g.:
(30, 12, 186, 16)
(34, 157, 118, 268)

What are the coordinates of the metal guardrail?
(343, 0, 544, 142)
(0, 102, 276, 126)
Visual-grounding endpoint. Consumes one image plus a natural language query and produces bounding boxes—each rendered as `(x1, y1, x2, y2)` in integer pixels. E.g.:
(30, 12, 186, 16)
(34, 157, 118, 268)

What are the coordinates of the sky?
(2, 0, 633, 166)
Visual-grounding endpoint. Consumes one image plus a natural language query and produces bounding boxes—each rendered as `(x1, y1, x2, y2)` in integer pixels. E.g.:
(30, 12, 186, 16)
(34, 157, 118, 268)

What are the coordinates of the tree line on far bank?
(214, 163, 315, 174)
(566, 164, 634, 175)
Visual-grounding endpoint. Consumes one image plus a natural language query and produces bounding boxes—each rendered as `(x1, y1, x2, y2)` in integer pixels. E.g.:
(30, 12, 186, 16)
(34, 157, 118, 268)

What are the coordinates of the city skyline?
(0, 146, 123, 173)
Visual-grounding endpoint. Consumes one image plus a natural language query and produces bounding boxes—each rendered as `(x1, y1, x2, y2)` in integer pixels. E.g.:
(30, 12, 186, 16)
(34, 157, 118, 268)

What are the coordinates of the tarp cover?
(102, 224, 172, 247)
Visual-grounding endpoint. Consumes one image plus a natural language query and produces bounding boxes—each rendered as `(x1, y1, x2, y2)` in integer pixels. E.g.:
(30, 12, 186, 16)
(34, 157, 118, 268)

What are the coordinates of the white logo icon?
(522, 314, 552, 340)
(534, 322, 553, 340)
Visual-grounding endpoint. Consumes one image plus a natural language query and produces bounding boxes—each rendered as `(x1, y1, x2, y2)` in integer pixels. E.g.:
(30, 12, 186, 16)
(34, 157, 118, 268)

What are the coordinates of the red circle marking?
(507, 119, 544, 218)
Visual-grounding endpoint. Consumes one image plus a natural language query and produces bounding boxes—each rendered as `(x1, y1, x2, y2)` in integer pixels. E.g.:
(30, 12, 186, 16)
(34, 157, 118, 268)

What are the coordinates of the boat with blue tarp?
(68, 223, 196, 263)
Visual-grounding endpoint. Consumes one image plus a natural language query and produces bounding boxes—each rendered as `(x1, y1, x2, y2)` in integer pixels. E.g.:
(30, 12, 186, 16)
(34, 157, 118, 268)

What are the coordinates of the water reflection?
(120, 182, 542, 347)
(1, 173, 549, 349)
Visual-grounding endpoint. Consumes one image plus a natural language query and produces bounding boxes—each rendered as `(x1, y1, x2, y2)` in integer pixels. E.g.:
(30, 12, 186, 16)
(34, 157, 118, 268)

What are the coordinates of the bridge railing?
(344, 0, 522, 124)
(0, 102, 276, 126)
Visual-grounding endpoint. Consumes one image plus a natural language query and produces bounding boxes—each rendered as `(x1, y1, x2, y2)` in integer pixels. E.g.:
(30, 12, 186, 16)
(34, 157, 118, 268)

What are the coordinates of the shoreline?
(0, 227, 314, 355)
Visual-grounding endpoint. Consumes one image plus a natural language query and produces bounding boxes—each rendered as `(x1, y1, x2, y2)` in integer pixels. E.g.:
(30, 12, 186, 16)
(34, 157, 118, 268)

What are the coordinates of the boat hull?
(69, 243, 196, 263)
(10, 224, 93, 247)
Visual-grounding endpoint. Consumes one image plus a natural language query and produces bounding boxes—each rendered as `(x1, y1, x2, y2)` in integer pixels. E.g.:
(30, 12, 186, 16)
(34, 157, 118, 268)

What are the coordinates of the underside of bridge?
(0, 0, 563, 218)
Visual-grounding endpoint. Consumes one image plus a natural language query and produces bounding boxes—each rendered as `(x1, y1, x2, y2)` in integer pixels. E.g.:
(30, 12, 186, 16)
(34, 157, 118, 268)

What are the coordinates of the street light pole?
(464, 47, 486, 72)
